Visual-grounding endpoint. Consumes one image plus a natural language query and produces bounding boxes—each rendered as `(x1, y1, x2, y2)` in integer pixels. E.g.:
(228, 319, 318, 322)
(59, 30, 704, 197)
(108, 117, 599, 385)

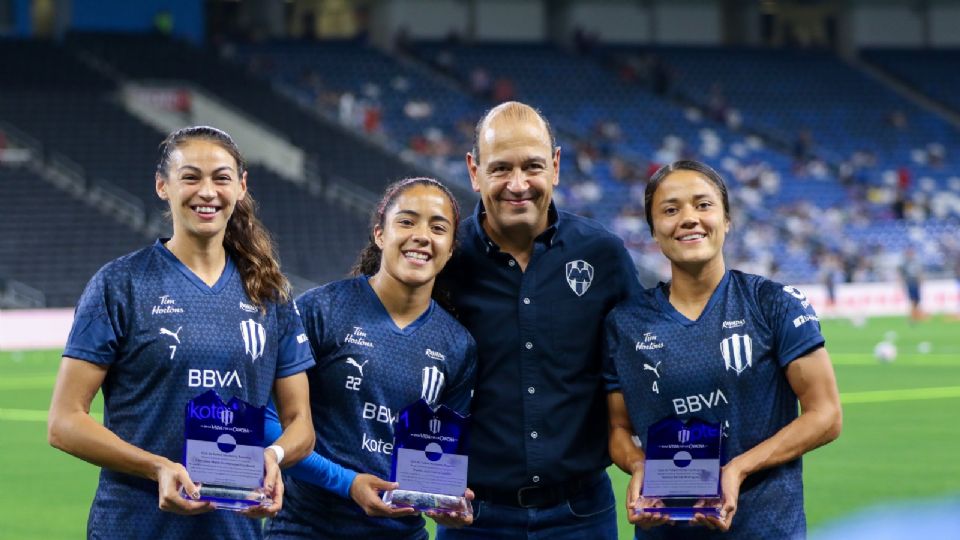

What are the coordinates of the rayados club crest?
(240, 319, 266, 362)
(721, 333, 753, 375)
(420, 366, 445, 406)
(565, 260, 594, 297)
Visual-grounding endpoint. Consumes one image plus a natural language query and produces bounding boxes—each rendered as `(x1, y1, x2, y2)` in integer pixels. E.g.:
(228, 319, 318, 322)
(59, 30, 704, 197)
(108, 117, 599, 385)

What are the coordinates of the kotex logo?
(188, 402, 234, 425)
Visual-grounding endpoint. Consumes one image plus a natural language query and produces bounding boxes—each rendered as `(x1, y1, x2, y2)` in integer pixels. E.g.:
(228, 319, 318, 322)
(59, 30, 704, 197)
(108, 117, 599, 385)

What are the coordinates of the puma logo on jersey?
(159, 327, 182, 343)
(346, 357, 368, 376)
(643, 361, 662, 378)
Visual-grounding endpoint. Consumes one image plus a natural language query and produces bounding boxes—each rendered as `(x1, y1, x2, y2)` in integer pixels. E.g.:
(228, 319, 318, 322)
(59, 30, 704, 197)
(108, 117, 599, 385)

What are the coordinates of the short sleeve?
(439, 334, 477, 417)
(602, 309, 623, 392)
(275, 299, 316, 378)
(63, 268, 123, 365)
(762, 282, 826, 368)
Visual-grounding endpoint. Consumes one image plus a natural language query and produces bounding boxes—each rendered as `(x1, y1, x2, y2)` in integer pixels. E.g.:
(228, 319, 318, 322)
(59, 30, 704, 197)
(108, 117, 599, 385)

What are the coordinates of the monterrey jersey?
(64, 240, 314, 540)
(604, 270, 824, 539)
(268, 276, 477, 540)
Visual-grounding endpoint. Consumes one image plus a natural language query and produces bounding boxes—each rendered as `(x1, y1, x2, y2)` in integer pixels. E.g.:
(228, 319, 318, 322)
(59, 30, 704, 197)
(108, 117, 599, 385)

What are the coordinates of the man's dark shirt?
(441, 202, 640, 491)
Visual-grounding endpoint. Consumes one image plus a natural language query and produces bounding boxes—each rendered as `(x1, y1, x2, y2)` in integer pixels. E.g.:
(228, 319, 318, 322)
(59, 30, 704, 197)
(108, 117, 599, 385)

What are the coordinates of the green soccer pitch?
(1, 316, 958, 539)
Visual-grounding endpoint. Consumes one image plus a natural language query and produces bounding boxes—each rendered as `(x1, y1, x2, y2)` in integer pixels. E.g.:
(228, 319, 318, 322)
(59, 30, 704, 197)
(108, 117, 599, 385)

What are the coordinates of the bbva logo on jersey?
(565, 260, 594, 297)
(721, 333, 753, 375)
(240, 319, 266, 362)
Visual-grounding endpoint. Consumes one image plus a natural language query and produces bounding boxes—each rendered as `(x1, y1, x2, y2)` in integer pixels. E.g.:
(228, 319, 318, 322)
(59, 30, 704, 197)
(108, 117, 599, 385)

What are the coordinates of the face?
(374, 184, 456, 289)
(650, 169, 729, 268)
(467, 115, 559, 237)
(155, 139, 247, 242)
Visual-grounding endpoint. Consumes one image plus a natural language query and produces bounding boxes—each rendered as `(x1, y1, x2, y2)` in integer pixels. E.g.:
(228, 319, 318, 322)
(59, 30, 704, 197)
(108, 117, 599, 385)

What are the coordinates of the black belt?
(472, 471, 602, 509)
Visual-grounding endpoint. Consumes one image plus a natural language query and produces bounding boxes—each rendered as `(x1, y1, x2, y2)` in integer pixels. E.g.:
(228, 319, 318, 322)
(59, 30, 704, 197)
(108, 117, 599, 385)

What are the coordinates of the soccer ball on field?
(873, 341, 897, 363)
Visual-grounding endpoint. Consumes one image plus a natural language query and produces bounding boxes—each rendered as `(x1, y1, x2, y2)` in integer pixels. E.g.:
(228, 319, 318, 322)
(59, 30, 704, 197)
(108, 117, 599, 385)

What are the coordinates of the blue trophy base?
(181, 484, 273, 512)
(383, 489, 473, 516)
(638, 498, 722, 522)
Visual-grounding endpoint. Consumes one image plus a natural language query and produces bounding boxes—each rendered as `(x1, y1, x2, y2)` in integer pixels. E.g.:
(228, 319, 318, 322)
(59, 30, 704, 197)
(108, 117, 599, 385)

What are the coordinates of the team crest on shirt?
(721, 333, 753, 375)
(240, 319, 266, 362)
(420, 366, 444, 406)
(565, 260, 594, 297)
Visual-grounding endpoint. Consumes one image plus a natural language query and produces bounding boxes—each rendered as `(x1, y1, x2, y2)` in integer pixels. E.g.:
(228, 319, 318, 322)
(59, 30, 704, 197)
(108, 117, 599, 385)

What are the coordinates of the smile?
(677, 233, 706, 242)
(501, 197, 534, 207)
(191, 205, 221, 220)
(403, 250, 431, 262)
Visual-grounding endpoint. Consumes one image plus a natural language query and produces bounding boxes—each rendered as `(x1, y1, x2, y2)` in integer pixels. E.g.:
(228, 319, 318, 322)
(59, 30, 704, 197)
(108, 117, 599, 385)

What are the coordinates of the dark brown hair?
(156, 126, 289, 309)
(644, 160, 731, 236)
(352, 177, 461, 278)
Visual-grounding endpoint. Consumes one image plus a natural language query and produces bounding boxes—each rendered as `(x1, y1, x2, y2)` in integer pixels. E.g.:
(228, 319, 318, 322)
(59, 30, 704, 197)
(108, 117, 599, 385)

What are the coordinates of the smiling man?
(438, 102, 641, 539)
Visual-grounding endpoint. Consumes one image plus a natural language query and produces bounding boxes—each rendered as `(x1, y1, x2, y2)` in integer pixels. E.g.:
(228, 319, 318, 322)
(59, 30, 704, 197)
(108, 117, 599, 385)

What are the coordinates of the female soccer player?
(48, 126, 316, 539)
(264, 177, 477, 540)
(604, 160, 842, 539)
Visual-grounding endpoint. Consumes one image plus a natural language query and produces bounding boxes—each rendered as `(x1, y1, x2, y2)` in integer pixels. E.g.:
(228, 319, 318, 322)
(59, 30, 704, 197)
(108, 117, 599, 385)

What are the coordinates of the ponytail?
(223, 193, 290, 309)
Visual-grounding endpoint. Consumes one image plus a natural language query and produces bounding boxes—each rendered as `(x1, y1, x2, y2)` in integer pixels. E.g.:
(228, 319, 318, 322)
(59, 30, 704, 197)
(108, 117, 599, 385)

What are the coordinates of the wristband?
(266, 444, 285, 465)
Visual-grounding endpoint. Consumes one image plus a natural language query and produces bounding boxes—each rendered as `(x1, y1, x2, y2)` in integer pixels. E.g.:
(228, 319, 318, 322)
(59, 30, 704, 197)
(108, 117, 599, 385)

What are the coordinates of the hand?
(348, 474, 418, 518)
(156, 459, 214, 515)
(241, 448, 284, 519)
(426, 488, 475, 529)
(691, 462, 744, 532)
(625, 462, 672, 529)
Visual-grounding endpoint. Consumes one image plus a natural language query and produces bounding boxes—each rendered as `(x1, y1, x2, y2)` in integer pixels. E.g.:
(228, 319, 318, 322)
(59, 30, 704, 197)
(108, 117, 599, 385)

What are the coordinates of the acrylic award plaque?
(181, 389, 272, 511)
(382, 399, 472, 516)
(639, 417, 723, 521)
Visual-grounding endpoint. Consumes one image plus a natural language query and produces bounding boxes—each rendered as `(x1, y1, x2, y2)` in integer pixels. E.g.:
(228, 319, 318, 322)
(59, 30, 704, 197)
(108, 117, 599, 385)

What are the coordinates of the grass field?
(1, 316, 958, 538)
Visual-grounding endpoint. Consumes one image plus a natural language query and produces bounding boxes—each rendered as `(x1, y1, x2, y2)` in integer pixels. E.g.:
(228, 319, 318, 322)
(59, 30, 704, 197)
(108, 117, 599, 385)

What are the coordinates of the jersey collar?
(154, 239, 238, 295)
(469, 200, 560, 256)
(358, 275, 435, 336)
(655, 269, 731, 326)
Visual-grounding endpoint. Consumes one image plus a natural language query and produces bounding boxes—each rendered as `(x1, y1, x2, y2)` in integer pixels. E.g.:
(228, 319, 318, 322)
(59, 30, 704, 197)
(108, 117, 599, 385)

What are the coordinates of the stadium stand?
(0, 37, 372, 305)
(0, 165, 145, 307)
(233, 39, 959, 285)
(65, 33, 450, 200)
(1, 33, 958, 304)
(861, 48, 960, 116)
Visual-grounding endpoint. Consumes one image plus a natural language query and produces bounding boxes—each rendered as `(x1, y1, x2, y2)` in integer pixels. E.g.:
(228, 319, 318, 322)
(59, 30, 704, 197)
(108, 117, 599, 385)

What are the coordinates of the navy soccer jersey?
(604, 270, 824, 539)
(63, 240, 314, 540)
(268, 276, 477, 540)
